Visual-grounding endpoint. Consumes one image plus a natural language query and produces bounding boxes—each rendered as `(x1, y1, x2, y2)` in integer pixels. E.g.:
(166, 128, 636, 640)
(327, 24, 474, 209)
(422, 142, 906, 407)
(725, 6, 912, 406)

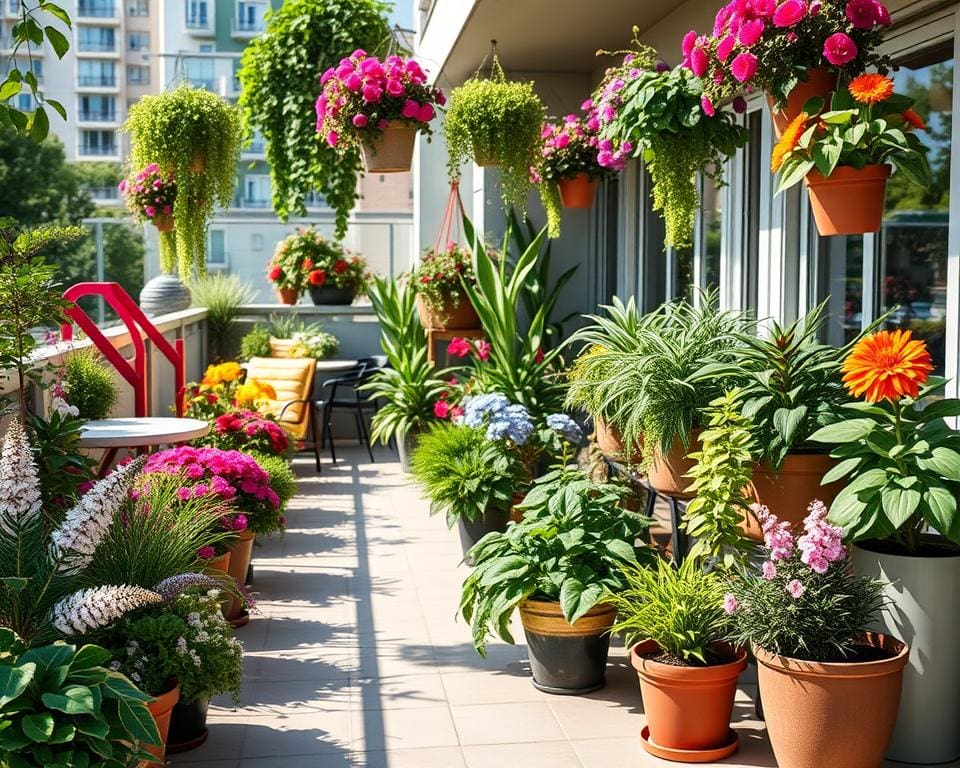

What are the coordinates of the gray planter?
(139, 273, 191, 317)
(457, 508, 510, 561)
(309, 285, 354, 305)
(853, 539, 960, 764)
(397, 429, 421, 474)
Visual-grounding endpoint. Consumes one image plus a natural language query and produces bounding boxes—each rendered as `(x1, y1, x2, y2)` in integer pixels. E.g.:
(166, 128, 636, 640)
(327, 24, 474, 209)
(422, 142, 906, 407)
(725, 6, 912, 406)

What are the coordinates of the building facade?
(413, 0, 959, 398)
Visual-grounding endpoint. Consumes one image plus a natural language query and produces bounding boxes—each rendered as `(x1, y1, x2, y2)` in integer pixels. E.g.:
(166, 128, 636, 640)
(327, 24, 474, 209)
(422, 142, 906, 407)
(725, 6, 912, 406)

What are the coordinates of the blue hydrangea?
(486, 404, 534, 445)
(546, 413, 583, 445)
(463, 393, 511, 428)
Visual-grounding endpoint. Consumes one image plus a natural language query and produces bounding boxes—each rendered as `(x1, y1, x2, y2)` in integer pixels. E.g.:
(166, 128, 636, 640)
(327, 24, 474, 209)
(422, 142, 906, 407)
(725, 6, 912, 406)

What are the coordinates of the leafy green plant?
(250, 452, 298, 514)
(30, 411, 96, 512)
(108, 589, 243, 704)
(189, 273, 257, 363)
(683, 391, 755, 569)
(445, 57, 545, 210)
(607, 557, 732, 665)
(124, 85, 241, 279)
(459, 466, 653, 655)
(409, 244, 476, 320)
(362, 277, 448, 444)
(410, 422, 524, 527)
(240, 326, 272, 360)
(0, 630, 161, 766)
(238, 0, 391, 234)
(64, 348, 118, 421)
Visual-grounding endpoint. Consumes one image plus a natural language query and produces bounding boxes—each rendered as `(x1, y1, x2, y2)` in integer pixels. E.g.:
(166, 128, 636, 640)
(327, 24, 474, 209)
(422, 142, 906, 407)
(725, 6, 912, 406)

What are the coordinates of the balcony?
(78, 144, 118, 157)
(77, 110, 118, 123)
(76, 41, 118, 54)
(76, 1, 120, 22)
(76, 75, 117, 88)
(230, 15, 264, 39)
(185, 14, 214, 36)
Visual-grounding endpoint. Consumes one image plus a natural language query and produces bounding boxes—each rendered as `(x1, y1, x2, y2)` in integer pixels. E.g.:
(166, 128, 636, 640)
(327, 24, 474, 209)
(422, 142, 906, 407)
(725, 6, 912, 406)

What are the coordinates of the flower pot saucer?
(228, 609, 250, 629)
(640, 726, 739, 763)
(167, 729, 208, 754)
(531, 677, 606, 696)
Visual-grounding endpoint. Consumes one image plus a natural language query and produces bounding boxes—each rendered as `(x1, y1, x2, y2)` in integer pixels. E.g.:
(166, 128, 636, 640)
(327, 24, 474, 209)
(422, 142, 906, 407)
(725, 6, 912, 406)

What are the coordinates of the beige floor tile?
(239, 711, 353, 759)
(350, 705, 460, 750)
(440, 669, 544, 706)
(239, 756, 351, 767)
(353, 673, 448, 710)
(549, 694, 645, 741)
(451, 702, 565, 745)
(353, 746, 468, 768)
(463, 741, 583, 768)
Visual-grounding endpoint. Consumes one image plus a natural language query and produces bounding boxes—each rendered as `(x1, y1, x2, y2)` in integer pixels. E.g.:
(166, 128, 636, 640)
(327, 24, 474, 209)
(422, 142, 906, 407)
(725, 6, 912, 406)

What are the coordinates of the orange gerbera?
(902, 108, 926, 131)
(848, 74, 894, 105)
(771, 112, 808, 172)
(841, 329, 934, 403)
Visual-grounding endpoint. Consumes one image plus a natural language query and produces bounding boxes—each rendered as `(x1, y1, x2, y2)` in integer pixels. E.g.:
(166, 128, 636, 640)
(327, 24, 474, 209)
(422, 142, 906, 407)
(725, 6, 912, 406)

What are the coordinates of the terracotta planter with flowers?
(202, 551, 231, 576)
(416, 292, 478, 330)
(360, 120, 417, 173)
(805, 164, 891, 236)
(153, 213, 175, 233)
(275, 287, 299, 305)
(768, 67, 835, 138)
(558, 173, 598, 209)
(412, 243, 478, 329)
(143, 681, 181, 767)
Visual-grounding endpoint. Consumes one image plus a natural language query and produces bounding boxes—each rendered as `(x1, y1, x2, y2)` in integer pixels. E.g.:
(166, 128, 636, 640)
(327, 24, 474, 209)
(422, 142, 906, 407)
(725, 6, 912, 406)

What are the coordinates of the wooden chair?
(244, 356, 318, 451)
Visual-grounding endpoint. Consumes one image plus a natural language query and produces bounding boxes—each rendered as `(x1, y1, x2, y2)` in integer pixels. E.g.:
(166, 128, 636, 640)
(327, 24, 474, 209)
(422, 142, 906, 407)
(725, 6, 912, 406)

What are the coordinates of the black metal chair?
(313, 361, 374, 467)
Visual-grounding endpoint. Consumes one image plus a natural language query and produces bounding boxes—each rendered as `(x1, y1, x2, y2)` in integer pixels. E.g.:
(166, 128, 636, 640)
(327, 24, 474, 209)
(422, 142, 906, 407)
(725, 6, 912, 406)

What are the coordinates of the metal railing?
(78, 110, 117, 122)
(232, 16, 263, 32)
(77, 1, 117, 17)
(77, 41, 117, 53)
(77, 75, 116, 87)
(78, 144, 118, 156)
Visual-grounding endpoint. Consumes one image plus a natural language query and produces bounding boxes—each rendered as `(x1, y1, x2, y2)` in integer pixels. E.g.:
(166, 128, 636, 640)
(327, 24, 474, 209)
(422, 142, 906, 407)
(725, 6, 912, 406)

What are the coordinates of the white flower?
(176, 636, 188, 655)
(50, 396, 79, 418)
(152, 573, 221, 603)
(50, 585, 163, 636)
(0, 420, 42, 535)
(49, 457, 145, 573)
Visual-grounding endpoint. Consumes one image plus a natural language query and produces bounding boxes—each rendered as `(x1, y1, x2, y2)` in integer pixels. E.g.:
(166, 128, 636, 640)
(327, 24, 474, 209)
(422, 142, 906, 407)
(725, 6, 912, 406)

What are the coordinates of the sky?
(388, 2, 414, 30)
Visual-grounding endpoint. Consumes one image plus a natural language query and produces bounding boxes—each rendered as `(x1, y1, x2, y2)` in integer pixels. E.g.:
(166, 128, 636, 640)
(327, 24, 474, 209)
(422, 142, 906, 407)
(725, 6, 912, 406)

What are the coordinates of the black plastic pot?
(519, 598, 616, 695)
(309, 285, 355, 305)
(166, 697, 209, 753)
(457, 508, 510, 561)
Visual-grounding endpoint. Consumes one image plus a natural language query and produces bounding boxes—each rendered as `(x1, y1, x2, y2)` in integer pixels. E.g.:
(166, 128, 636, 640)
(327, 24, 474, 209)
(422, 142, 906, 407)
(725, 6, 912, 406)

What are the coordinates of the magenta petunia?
(681, 29, 698, 56)
(689, 46, 709, 77)
(845, 0, 877, 28)
(730, 51, 759, 82)
(401, 99, 420, 119)
(822, 32, 858, 65)
(738, 17, 765, 46)
(773, 0, 806, 26)
(716, 35, 736, 62)
(416, 103, 435, 123)
(352, 113, 368, 128)
(701, 95, 716, 116)
(874, 0, 891, 24)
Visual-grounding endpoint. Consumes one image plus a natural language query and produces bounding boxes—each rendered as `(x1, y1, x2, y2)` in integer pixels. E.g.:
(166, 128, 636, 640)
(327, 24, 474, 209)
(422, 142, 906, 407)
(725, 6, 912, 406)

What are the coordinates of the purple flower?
(732, 95, 748, 113)
(756, 505, 794, 560)
(723, 593, 739, 614)
(823, 32, 858, 65)
(197, 545, 215, 560)
(786, 579, 806, 598)
(762, 560, 777, 580)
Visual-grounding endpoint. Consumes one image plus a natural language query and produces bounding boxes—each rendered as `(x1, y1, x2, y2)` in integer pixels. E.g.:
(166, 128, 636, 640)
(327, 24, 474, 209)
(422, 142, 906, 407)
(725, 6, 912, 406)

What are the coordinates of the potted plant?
(289, 326, 339, 359)
(608, 557, 745, 761)
(444, 56, 545, 210)
(119, 163, 176, 237)
(63, 347, 119, 421)
(535, 114, 611, 210)
(0, 631, 161, 767)
(685, 0, 891, 136)
(809, 329, 960, 763)
(726, 501, 908, 768)
(202, 409, 291, 456)
(460, 464, 653, 693)
(241, 325, 272, 360)
(279, 228, 368, 305)
(189, 272, 258, 364)
(591, 43, 748, 249)
(771, 76, 930, 235)
(410, 243, 478, 330)
(317, 51, 444, 173)
(266, 228, 314, 304)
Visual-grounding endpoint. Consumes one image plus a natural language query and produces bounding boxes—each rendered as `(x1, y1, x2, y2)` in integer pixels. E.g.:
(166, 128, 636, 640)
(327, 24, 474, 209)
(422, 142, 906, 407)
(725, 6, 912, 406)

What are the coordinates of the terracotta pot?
(518, 598, 616, 694)
(152, 213, 174, 233)
(755, 632, 909, 768)
(743, 452, 842, 540)
(224, 529, 255, 622)
(594, 417, 641, 466)
(473, 148, 499, 167)
(558, 173, 598, 209)
(415, 292, 480, 331)
(203, 551, 231, 576)
(632, 641, 747, 757)
(805, 164, 891, 236)
(275, 287, 300, 305)
(269, 337, 294, 358)
(360, 121, 416, 173)
(509, 492, 525, 524)
(768, 67, 836, 138)
(143, 681, 180, 767)
(646, 431, 700, 499)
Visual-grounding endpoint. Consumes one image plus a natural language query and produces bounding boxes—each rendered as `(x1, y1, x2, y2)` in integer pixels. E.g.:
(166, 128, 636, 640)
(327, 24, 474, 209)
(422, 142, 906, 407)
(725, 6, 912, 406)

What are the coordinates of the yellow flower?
(234, 379, 277, 408)
(201, 361, 243, 386)
(771, 112, 808, 172)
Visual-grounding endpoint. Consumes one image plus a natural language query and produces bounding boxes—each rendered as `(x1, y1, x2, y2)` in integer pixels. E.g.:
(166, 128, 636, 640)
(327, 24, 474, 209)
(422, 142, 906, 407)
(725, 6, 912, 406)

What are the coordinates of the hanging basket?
(558, 173, 598, 209)
(152, 213, 174, 233)
(767, 68, 836, 138)
(473, 148, 500, 167)
(360, 121, 417, 173)
(805, 164, 890, 236)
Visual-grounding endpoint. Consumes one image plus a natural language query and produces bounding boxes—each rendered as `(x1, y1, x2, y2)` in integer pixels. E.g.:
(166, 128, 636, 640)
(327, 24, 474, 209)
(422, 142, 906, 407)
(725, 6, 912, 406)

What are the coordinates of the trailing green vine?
(124, 85, 241, 280)
(238, 0, 391, 235)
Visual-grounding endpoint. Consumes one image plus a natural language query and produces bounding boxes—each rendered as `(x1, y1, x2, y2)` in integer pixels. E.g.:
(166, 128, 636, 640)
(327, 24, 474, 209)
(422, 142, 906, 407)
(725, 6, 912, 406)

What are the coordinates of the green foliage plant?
(64, 348, 118, 421)
(189, 273, 257, 363)
(409, 422, 523, 527)
(445, 56, 545, 211)
(289, 328, 339, 360)
(30, 410, 96, 512)
(240, 326, 272, 360)
(0, 630, 161, 766)
(607, 557, 733, 665)
(683, 391, 755, 570)
(238, 0, 391, 234)
(124, 85, 241, 279)
(459, 465, 653, 655)
(250, 452, 298, 514)
(408, 244, 476, 321)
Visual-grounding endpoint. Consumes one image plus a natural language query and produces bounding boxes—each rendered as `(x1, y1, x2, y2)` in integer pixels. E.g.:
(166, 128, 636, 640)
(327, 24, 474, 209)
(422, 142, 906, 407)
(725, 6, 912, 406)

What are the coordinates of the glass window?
(236, 1, 267, 32)
(700, 173, 723, 292)
(208, 230, 226, 265)
(78, 94, 116, 121)
(127, 64, 149, 84)
(128, 32, 149, 50)
(244, 175, 271, 207)
(817, 234, 865, 347)
(183, 57, 215, 91)
(79, 129, 117, 156)
(78, 0, 116, 17)
(128, 0, 149, 15)
(77, 60, 116, 87)
(185, 0, 208, 27)
(77, 26, 116, 52)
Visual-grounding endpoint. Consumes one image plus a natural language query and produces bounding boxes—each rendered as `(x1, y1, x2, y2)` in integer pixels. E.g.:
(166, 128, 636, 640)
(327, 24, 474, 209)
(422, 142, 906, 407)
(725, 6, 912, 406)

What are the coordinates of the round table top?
(315, 359, 359, 372)
(79, 417, 210, 448)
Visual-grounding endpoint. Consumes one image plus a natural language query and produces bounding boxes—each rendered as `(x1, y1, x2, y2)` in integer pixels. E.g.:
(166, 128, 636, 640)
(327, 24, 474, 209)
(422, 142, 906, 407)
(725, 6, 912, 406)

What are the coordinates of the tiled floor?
(171, 449, 948, 768)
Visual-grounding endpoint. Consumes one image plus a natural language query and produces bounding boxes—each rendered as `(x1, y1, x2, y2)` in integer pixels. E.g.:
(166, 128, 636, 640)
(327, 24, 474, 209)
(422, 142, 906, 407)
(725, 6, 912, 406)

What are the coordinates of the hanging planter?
(805, 164, 891, 236)
(317, 52, 443, 174)
(411, 243, 478, 330)
(767, 68, 835, 138)
(119, 163, 178, 257)
(557, 173, 598, 209)
(123, 84, 242, 281)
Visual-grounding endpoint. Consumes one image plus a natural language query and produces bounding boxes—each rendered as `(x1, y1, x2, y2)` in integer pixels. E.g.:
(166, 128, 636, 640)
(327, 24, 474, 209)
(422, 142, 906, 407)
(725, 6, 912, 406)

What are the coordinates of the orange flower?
(842, 329, 934, 403)
(902, 108, 926, 131)
(771, 112, 808, 172)
(848, 74, 894, 105)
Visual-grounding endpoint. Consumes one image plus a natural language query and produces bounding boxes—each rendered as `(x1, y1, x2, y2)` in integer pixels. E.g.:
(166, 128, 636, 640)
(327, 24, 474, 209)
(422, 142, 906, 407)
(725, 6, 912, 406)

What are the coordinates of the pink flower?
(738, 18, 765, 46)
(362, 84, 382, 103)
(701, 95, 716, 116)
(773, 0, 806, 26)
(797, 499, 846, 574)
(555, 132, 570, 149)
(197, 545, 215, 559)
(581, 98, 594, 111)
(326, 131, 339, 147)
(385, 78, 404, 96)
(433, 400, 450, 419)
(786, 579, 806, 598)
(451, 405, 464, 420)
(732, 96, 748, 113)
(360, 57, 382, 76)
(874, 1, 891, 24)
(809, 0, 821, 12)
(162, 205, 172, 214)
(401, 99, 420, 119)
(846, 0, 877, 27)
(756, 505, 794, 560)
(689, 47, 709, 77)
(586, 116, 600, 132)
(416, 103, 435, 123)
(144, 205, 156, 217)
(730, 52, 758, 82)
(823, 32, 858, 65)
(723, 593, 739, 614)
(352, 114, 368, 128)
(447, 337, 473, 358)
(176, 486, 192, 502)
(473, 339, 492, 362)
(681, 29, 698, 56)
(717, 35, 736, 62)
(762, 560, 777, 580)
(344, 72, 363, 91)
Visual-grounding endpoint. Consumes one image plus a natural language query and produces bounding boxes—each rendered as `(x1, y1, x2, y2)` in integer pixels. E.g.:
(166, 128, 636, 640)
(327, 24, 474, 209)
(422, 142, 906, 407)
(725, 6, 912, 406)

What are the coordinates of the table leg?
(97, 446, 120, 478)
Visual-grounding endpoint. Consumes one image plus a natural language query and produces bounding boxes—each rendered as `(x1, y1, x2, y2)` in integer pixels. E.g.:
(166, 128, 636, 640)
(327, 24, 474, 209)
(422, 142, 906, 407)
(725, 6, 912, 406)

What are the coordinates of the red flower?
(535, 347, 544, 364)
(309, 269, 327, 286)
(474, 339, 492, 362)
(450, 405, 464, 420)
(419, 275, 432, 283)
(447, 337, 473, 357)
(433, 400, 450, 419)
(207, 393, 219, 404)
(302, 258, 314, 270)
(333, 259, 349, 274)
(267, 265, 283, 282)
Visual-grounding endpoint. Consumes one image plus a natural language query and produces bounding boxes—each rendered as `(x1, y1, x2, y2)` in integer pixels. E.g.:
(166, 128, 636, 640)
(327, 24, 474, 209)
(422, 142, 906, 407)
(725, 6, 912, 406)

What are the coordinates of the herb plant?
(64, 348, 118, 421)
(189, 273, 257, 364)
(240, 326, 272, 360)
(459, 466, 653, 655)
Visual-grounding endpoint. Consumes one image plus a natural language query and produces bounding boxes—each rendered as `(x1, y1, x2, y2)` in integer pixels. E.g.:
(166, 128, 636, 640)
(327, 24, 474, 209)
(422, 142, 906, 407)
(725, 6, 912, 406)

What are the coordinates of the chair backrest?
(355, 355, 388, 382)
(245, 357, 316, 436)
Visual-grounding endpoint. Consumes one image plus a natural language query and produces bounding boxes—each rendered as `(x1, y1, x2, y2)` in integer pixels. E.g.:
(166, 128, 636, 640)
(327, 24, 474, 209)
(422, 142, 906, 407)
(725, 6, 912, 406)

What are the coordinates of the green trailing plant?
(250, 451, 298, 514)
(0, 630, 161, 766)
(361, 276, 448, 444)
(63, 348, 118, 421)
(238, 0, 392, 234)
(124, 85, 241, 279)
(459, 465, 653, 655)
(445, 56, 545, 211)
(683, 391, 755, 569)
(189, 273, 257, 363)
(240, 325, 272, 360)
(607, 557, 733, 665)
(410, 422, 524, 527)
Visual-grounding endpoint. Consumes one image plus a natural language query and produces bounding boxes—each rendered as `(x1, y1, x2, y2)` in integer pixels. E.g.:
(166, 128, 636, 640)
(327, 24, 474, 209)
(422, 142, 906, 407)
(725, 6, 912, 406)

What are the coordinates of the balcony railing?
(78, 110, 117, 122)
(77, 41, 117, 53)
(77, 1, 118, 17)
(77, 75, 117, 87)
(79, 144, 118, 156)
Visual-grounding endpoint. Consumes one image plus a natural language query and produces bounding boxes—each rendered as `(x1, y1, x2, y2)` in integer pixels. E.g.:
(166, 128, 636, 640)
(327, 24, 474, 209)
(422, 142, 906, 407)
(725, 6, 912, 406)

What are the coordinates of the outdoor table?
(315, 359, 359, 374)
(80, 417, 210, 476)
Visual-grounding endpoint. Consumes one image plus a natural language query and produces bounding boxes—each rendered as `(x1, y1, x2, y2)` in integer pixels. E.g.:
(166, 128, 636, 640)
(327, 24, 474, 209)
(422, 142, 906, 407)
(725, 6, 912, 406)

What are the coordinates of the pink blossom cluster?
(316, 50, 444, 151)
(797, 499, 846, 574)
(213, 409, 289, 454)
(447, 336, 491, 362)
(119, 162, 176, 222)
(533, 114, 609, 183)
(756, 504, 794, 560)
(584, 56, 644, 172)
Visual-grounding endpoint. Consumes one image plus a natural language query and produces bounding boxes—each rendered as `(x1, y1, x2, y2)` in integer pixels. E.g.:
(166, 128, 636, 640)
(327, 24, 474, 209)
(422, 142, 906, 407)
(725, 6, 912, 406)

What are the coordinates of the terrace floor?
(171, 448, 942, 768)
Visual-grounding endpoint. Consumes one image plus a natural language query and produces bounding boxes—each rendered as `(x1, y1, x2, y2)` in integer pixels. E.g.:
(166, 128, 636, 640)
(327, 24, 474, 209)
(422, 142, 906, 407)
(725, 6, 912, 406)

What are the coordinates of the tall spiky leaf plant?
(189, 272, 257, 363)
(124, 84, 241, 280)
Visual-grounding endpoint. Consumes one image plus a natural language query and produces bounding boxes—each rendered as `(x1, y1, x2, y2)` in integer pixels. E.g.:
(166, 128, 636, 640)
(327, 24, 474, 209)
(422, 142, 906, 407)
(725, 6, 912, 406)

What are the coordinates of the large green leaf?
(70, 645, 111, 671)
(917, 447, 960, 482)
(881, 485, 921, 529)
(808, 418, 876, 444)
(559, 580, 603, 624)
(21, 713, 54, 743)
(924, 485, 959, 541)
(116, 697, 161, 745)
(0, 663, 35, 707)
(102, 671, 153, 703)
(42, 685, 95, 715)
